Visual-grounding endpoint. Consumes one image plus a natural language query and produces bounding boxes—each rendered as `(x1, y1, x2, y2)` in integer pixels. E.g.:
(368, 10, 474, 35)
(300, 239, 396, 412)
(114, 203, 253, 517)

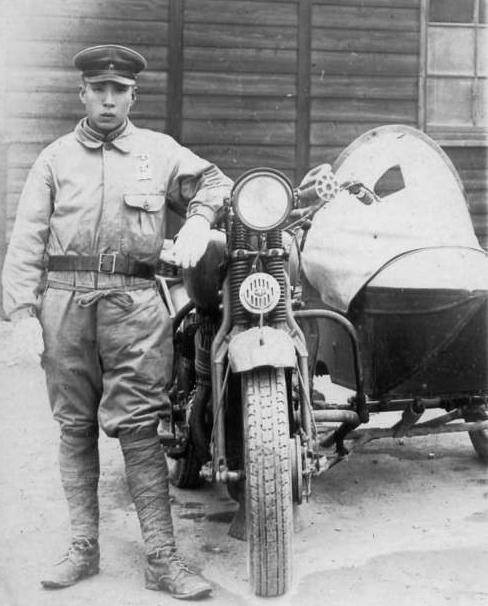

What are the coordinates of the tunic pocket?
(124, 194, 165, 214)
(122, 193, 166, 260)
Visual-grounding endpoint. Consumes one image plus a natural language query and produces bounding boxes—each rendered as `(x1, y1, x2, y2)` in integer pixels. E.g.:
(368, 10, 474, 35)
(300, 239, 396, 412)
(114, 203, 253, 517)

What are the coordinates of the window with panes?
(424, 0, 487, 145)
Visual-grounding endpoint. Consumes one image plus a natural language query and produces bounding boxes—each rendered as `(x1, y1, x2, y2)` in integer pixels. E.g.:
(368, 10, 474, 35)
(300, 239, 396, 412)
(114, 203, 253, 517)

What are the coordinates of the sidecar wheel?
(465, 405, 488, 464)
(469, 430, 488, 464)
(242, 367, 293, 597)
(168, 444, 203, 488)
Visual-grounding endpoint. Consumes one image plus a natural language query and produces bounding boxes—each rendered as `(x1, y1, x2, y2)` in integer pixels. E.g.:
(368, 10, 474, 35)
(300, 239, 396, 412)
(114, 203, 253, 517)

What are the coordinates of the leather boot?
(119, 432, 212, 599)
(145, 548, 212, 600)
(41, 537, 100, 588)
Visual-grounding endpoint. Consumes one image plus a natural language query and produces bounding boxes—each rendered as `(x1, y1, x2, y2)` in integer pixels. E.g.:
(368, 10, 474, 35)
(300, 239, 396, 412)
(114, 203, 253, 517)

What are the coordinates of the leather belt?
(47, 254, 155, 279)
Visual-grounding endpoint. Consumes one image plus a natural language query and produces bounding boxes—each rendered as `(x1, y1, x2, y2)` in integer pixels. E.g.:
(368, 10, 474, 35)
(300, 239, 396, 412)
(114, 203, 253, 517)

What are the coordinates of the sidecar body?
(300, 125, 488, 401)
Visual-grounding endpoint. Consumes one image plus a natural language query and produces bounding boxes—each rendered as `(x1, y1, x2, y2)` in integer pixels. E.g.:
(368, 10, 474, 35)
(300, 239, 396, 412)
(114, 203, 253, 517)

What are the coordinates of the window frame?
(419, 0, 488, 146)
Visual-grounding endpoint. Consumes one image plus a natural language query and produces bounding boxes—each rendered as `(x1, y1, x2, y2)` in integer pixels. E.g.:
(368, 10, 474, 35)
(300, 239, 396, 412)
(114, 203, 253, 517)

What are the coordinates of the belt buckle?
(98, 253, 116, 273)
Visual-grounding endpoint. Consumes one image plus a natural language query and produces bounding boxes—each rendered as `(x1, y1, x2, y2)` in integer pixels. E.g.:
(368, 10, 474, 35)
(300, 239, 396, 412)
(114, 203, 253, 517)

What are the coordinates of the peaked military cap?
(73, 44, 147, 85)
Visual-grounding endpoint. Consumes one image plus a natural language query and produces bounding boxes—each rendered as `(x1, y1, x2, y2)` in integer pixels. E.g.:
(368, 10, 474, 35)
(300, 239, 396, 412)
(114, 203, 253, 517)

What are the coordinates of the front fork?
(210, 277, 314, 485)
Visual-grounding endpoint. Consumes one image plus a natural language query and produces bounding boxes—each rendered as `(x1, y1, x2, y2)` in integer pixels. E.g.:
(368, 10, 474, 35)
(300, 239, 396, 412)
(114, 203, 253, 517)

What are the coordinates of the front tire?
(242, 367, 293, 597)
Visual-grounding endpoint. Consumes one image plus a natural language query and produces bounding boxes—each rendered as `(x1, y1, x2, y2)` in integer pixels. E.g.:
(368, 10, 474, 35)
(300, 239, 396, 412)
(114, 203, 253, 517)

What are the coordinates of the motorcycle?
(158, 165, 336, 597)
(158, 125, 488, 598)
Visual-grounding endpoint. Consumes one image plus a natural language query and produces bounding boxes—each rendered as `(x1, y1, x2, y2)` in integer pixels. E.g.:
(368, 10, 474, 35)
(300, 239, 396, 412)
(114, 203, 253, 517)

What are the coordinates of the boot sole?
(146, 573, 212, 600)
(146, 583, 212, 600)
(41, 567, 100, 589)
(171, 587, 212, 600)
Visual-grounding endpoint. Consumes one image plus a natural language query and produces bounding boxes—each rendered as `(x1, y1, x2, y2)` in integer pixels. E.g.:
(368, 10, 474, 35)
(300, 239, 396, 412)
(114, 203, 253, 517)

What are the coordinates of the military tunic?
(2, 119, 232, 436)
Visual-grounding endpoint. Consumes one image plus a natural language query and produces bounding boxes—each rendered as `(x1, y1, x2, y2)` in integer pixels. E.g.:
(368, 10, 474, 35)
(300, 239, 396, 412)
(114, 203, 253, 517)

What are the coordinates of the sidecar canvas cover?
(302, 125, 488, 398)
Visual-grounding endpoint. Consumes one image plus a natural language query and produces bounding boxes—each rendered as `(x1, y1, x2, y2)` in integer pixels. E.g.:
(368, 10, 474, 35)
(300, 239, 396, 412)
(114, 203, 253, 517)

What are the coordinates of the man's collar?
(75, 118, 134, 153)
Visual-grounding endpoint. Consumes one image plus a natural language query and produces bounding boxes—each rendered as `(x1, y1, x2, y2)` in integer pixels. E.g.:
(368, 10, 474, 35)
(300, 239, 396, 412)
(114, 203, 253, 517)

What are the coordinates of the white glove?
(13, 316, 44, 363)
(161, 215, 211, 269)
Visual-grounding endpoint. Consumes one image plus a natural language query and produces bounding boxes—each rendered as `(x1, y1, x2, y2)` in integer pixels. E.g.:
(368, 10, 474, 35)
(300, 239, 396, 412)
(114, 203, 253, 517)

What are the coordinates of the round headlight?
(232, 168, 293, 231)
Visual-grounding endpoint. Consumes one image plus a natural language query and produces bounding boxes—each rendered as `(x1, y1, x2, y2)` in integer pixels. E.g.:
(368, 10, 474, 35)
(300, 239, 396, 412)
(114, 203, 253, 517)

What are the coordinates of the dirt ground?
(1, 319, 488, 606)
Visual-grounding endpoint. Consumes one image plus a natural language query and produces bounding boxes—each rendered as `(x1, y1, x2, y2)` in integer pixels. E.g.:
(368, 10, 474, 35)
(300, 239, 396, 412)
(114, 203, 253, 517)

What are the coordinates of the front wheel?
(242, 367, 293, 597)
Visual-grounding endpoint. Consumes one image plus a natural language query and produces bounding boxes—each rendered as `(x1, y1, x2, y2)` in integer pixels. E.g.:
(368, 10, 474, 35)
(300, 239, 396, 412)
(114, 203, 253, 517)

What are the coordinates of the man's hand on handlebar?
(160, 214, 211, 269)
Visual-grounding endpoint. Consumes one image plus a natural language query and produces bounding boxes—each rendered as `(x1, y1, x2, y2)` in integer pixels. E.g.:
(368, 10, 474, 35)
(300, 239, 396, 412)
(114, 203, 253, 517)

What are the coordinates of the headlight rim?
(231, 167, 294, 231)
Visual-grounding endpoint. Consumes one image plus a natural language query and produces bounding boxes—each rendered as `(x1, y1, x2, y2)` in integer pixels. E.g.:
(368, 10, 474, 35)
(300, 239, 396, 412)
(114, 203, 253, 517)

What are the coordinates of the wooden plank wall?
(180, 0, 299, 182)
(447, 147, 488, 249)
(309, 0, 420, 165)
(1, 0, 486, 312)
(308, 0, 487, 249)
(2, 0, 169, 245)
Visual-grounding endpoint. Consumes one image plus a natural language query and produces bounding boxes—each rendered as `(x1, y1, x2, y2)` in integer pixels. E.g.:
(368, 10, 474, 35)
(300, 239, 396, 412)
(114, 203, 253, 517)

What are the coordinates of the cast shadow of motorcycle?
(158, 125, 488, 598)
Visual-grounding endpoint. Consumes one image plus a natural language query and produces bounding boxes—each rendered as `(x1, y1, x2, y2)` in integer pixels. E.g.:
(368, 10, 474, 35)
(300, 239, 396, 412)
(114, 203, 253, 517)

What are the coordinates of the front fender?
(228, 326, 296, 373)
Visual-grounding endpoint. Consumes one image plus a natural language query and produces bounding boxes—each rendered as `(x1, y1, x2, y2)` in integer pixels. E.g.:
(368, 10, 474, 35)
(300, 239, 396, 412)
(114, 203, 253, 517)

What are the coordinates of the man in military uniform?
(2, 44, 232, 599)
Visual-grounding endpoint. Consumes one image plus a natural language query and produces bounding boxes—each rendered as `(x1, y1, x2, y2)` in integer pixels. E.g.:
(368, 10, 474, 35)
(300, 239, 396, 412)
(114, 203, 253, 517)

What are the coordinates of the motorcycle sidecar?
(298, 125, 488, 461)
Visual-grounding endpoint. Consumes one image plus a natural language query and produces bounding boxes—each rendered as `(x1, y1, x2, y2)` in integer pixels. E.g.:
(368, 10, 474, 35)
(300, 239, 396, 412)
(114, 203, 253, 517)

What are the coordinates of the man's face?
(79, 81, 135, 133)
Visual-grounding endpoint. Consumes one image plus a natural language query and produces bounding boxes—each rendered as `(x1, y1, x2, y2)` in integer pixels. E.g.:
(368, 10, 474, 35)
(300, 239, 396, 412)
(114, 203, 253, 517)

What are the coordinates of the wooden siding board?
(190, 145, 296, 169)
(445, 147, 488, 170)
(458, 170, 488, 192)
(8, 168, 32, 196)
(184, 48, 297, 74)
(311, 50, 418, 76)
(184, 1, 298, 26)
(167, 0, 184, 141)
(7, 144, 46, 169)
(467, 192, 488, 214)
(7, 17, 169, 45)
(310, 145, 352, 165)
(8, 118, 166, 144)
(184, 72, 296, 96)
(471, 214, 488, 234)
(16, 0, 170, 19)
(311, 98, 417, 122)
(224, 167, 296, 182)
(445, 147, 488, 247)
(7, 69, 167, 94)
(7, 42, 168, 70)
(296, 0, 312, 180)
(312, 28, 418, 54)
(182, 120, 295, 146)
(184, 96, 296, 121)
(312, 5, 419, 31)
(313, 0, 419, 6)
(311, 75, 418, 99)
(184, 23, 297, 50)
(310, 122, 392, 146)
(6, 92, 167, 120)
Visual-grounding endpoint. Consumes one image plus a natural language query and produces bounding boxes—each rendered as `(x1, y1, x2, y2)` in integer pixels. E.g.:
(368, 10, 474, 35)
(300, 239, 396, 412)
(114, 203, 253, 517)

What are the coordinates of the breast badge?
(136, 153, 152, 180)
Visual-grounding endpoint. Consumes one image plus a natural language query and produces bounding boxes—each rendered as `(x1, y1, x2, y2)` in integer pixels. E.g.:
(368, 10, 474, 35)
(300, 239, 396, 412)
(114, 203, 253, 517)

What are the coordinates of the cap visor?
(84, 74, 135, 85)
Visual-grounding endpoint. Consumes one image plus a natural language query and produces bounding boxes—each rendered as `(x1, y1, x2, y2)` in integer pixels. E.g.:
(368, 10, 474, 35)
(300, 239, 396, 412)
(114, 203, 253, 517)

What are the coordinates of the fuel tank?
(182, 230, 227, 312)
